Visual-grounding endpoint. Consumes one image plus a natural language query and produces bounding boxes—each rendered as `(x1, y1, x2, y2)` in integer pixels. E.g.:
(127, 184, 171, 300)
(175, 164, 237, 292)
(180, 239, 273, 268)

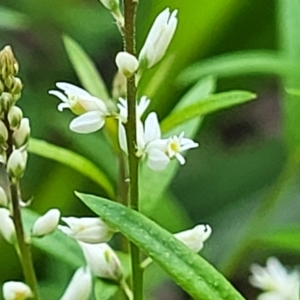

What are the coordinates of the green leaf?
(160, 91, 256, 133)
(140, 76, 216, 215)
(63, 35, 109, 101)
(77, 193, 245, 300)
(0, 6, 29, 30)
(259, 227, 300, 253)
(178, 51, 297, 85)
(28, 138, 115, 198)
(286, 88, 300, 97)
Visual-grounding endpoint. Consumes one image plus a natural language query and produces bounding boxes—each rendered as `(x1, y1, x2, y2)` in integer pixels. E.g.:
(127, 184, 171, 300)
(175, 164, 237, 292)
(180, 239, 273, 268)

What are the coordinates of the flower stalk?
(122, 0, 143, 299)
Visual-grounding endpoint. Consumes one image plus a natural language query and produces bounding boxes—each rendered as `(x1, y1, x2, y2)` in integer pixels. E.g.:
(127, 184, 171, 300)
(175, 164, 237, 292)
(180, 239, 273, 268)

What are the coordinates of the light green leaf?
(0, 6, 29, 30)
(28, 138, 115, 198)
(178, 51, 297, 85)
(259, 227, 300, 253)
(286, 88, 300, 97)
(77, 193, 245, 300)
(161, 91, 256, 133)
(63, 35, 109, 101)
(140, 77, 216, 215)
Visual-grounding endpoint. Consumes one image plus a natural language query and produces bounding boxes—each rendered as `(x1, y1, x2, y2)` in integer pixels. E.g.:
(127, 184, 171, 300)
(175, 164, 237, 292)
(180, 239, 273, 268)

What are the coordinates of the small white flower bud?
(7, 149, 27, 180)
(0, 186, 8, 207)
(0, 120, 8, 144)
(2, 281, 33, 300)
(174, 224, 212, 253)
(139, 8, 178, 69)
(31, 208, 61, 237)
(60, 267, 92, 300)
(8, 106, 23, 130)
(12, 118, 30, 148)
(99, 0, 119, 11)
(79, 242, 123, 281)
(115, 52, 139, 77)
(0, 208, 16, 244)
(0, 92, 13, 112)
(58, 216, 116, 244)
(11, 78, 23, 95)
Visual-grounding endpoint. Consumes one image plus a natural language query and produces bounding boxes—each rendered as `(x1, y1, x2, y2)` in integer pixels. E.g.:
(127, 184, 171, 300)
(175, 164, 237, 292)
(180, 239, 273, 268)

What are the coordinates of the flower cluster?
(249, 257, 300, 300)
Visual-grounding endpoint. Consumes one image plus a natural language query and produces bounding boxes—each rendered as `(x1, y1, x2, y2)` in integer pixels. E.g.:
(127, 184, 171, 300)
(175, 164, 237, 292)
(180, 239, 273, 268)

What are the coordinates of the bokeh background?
(1, 0, 300, 299)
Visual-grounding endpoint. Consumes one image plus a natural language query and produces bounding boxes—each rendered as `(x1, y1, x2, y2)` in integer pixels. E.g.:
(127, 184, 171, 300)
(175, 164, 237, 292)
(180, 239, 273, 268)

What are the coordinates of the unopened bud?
(0, 208, 16, 244)
(115, 52, 139, 78)
(0, 120, 8, 145)
(0, 186, 8, 207)
(2, 281, 32, 300)
(0, 46, 18, 79)
(79, 242, 123, 281)
(0, 92, 13, 112)
(174, 224, 212, 253)
(13, 118, 30, 149)
(6, 149, 27, 180)
(60, 267, 92, 300)
(8, 106, 23, 130)
(31, 208, 60, 237)
(99, 0, 119, 11)
(0, 80, 4, 93)
(10, 78, 23, 95)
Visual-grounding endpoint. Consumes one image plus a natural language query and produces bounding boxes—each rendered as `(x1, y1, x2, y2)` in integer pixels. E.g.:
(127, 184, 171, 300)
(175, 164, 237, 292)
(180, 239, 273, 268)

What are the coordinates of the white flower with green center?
(49, 82, 109, 133)
(139, 8, 178, 69)
(2, 281, 32, 300)
(249, 257, 300, 300)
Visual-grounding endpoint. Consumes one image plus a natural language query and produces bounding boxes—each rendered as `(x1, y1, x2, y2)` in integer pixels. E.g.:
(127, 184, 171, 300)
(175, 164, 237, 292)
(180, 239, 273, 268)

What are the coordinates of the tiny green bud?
(4, 75, 13, 90)
(8, 106, 23, 130)
(0, 120, 8, 144)
(13, 118, 30, 148)
(0, 186, 8, 207)
(6, 149, 27, 180)
(99, 0, 119, 11)
(0, 80, 4, 94)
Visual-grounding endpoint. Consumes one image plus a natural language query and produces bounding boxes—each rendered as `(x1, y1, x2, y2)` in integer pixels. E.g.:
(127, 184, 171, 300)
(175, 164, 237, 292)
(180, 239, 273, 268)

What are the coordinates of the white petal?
(70, 111, 105, 134)
(60, 267, 92, 300)
(144, 112, 161, 144)
(118, 121, 128, 154)
(3, 281, 32, 300)
(147, 148, 169, 171)
(57, 103, 70, 111)
(48, 90, 69, 103)
(56, 82, 92, 98)
(175, 153, 185, 165)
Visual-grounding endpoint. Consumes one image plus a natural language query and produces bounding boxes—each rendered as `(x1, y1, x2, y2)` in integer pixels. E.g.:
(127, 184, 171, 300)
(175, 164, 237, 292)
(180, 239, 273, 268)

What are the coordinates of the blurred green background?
(1, 0, 300, 299)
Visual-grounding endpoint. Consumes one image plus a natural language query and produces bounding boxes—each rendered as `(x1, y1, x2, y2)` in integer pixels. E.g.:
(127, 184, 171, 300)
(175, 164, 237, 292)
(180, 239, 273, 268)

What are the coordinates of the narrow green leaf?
(28, 138, 115, 198)
(286, 88, 300, 97)
(63, 35, 109, 101)
(0, 6, 29, 30)
(178, 51, 297, 85)
(77, 193, 245, 300)
(161, 91, 256, 133)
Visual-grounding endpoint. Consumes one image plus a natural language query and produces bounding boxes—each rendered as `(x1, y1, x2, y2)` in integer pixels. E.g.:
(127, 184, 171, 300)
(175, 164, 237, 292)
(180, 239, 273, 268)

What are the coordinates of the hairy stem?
(123, 0, 143, 299)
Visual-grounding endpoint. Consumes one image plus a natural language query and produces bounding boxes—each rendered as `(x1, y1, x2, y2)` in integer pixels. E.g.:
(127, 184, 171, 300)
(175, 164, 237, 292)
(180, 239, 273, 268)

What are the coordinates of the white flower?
(60, 267, 92, 300)
(249, 257, 300, 300)
(117, 96, 150, 124)
(6, 149, 27, 180)
(115, 52, 139, 77)
(12, 118, 30, 149)
(0, 208, 15, 244)
(58, 217, 116, 244)
(7, 106, 23, 130)
(139, 8, 178, 69)
(49, 83, 109, 134)
(174, 224, 212, 253)
(31, 208, 60, 237)
(2, 281, 32, 300)
(79, 242, 123, 281)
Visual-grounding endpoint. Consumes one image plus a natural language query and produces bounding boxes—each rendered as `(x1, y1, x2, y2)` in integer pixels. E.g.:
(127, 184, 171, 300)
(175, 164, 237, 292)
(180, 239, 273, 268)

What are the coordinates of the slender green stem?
(10, 182, 39, 299)
(122, 0, 143, 299)
(4, 117, 38, 299)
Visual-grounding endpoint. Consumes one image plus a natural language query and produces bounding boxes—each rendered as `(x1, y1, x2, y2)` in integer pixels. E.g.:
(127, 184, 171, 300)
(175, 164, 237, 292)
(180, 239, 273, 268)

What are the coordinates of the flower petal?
(70, 111, 105, 134)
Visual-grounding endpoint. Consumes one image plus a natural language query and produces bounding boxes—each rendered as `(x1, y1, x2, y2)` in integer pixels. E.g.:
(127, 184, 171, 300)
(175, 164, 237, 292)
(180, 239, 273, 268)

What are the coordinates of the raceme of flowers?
(249, 257, 300, 300)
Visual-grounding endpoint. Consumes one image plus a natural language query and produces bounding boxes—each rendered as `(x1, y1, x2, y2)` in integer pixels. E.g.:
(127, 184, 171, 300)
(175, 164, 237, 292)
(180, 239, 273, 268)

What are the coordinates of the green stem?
(123, 0, 143, 299)
(10, 182, 39, 299)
